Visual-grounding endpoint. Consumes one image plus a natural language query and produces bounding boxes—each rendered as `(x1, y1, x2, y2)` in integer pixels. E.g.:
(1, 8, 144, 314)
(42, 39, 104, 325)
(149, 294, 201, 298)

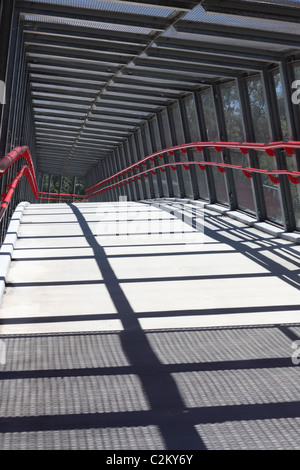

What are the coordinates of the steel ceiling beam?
(36, 132, 78, 139)
(142, 50, 265, 71)
(16, 2, 171, 30)
(24, 31, 146, 55)
(92, 0, 199, 10)
(130, 62, 238, 79)
(78, 138, 123, 146)
(29, 73, 106, 90)
(202, 0, 300, 24)
(89, 114, 142, 123)
(34, 116, 83, 124)
(91, 107, 150, 119)
(33, 107, 86, 117)
(106, 82, 187, 97)
(175, 20, 300, 48)
(81, 127, 129, 136)
(31, 84, 97, 96)
(80, 133, 124, 141)
(27, 54, 123, 73)
(94, 100, 158, 113)
(21, 21, 150, 45)
(33, 97, 92, 108)
(114, 74, 212, 91)
(31, 85, 175, 106)
(155, 36, 283, 62)
(84, 119, 137, 129)
(101, 91, 170, 105)
(38, 150, 102, 158)
(26, 44, 134, 64)
(28, 63, 113, 79)
(31, 92, 95, 104)
(33, 101, 91, 112)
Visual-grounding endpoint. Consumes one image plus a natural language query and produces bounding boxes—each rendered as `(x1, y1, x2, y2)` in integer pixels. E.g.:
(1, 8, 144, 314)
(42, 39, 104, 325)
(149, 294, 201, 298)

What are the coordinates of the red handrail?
(2, 141, 300, 212)
(86, 140, 300, 198)
(0, 146, 35, 176)
(0, 146, 38, 196)
(87, 162, 300, 198)
(0, 165, 38, 222)
(0, 147, 87, 223)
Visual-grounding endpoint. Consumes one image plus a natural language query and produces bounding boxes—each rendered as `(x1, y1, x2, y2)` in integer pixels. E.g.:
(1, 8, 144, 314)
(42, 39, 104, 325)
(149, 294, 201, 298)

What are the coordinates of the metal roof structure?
(7, 0, 300, 178)
(2, 1, 300, 453)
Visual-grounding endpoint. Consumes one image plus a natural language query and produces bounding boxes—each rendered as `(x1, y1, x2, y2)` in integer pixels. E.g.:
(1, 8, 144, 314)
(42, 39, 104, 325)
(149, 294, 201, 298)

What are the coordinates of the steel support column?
(59, 175, 63, 204)
(167, 103, 186, 198)
(0, 3, 19, 157)
(128, 137, 141, 201)
(236, 76, 267, 221)
(141, 123, 155, 199)
(156, 111, 174, 198)
(37, 172, 43, 203)
(261, 69, 296, 232)
(148, 118, 164, 198)
(279, 58, 300, 170)
(212, 83, 238, 210)
(134, 130, 147, 200)
(179, 98, 200, 200)
(47, 174, 51, 204)
(0, 0, 15, 133)
(194, 90, 217, 203)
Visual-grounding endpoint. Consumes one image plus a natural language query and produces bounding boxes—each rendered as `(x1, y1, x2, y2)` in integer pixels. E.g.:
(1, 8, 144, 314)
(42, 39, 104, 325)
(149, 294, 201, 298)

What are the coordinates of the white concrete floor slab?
(108, 251, 269, 279)
(121, 276, 299, 313)
(1, 201, 300, 451)
(1, 201, 299, 334)
(7, 258, 104, 283)
(1, 283, 118, 317)
(11, 246, 95, 259)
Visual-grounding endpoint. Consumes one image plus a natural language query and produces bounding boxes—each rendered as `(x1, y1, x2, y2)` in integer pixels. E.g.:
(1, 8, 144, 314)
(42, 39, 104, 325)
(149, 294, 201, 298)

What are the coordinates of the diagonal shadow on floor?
(69, 203, 206, 450)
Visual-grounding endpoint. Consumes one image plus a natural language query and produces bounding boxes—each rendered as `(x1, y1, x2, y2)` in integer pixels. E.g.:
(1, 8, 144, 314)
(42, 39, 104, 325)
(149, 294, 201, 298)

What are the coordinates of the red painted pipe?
(0, 146, 39, 198)
(0, 145, 87, 207)
(86, 140, 300, 195)
(0, 146, 34, 175)
(87, 160, 300, 199)
(0, 166, 37, 222)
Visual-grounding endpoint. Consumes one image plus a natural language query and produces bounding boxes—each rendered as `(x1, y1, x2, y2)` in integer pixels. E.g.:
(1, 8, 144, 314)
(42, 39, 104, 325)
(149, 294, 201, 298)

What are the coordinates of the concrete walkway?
(0, 200, 300, 449)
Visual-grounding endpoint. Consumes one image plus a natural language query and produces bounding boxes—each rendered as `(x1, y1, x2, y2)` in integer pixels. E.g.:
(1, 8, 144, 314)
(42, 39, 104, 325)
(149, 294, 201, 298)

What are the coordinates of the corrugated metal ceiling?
(15, 0, 300, 176)
(21, 0, 176, 16)
(184, 4, 300, 34)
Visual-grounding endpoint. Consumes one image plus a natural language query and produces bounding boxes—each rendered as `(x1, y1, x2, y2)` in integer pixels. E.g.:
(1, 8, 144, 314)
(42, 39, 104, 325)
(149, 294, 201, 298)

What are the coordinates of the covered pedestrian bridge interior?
(1, 0, 300, 233)
(0, 0, 300, 451)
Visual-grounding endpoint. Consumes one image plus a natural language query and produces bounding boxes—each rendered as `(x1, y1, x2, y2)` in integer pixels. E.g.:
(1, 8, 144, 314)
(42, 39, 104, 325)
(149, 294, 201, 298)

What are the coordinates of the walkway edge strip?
(158, 198, 300, 244)
(0, 201, 29, 307)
